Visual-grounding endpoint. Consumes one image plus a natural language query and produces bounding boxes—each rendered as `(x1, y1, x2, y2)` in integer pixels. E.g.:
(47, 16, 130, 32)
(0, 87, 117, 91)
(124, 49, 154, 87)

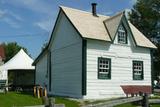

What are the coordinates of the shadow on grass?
(18, 91, 33, 95)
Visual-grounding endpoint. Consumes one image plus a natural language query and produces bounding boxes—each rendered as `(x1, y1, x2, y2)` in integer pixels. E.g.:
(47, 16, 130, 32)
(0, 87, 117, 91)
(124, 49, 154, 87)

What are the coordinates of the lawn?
(0, 92, 159, 107)
(0, 92, 80, 107)
(114, 103, 136, 107)
(55, 97, 80, 107)
(0, 92, 42, 107)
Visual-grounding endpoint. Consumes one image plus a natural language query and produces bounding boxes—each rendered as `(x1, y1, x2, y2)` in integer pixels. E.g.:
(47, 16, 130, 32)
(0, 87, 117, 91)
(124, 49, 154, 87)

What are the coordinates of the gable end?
(113, 15, 137, 46)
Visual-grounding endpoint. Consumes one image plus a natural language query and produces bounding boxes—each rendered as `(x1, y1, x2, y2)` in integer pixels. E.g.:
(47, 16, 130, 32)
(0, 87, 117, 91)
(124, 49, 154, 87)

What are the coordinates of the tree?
(129, 0, 160, 39)
(3, 42, 28, 62)
(129, 0, 160, 81)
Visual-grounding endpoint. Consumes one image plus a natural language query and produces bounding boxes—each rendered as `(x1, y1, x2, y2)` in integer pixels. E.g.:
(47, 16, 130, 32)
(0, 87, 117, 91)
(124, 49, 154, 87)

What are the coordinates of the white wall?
(49, 12, 83, 98)
(0, 70, 7, 80)
(35, 53, 48, 87)
(84, 37, 151, 99)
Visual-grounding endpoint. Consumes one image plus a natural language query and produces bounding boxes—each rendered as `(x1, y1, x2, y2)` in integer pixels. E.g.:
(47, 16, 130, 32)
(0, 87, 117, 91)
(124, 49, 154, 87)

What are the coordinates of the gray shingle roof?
(104, 12, 123, 40)
(61, 6, 156, 49)
(61, 6, 111, 42)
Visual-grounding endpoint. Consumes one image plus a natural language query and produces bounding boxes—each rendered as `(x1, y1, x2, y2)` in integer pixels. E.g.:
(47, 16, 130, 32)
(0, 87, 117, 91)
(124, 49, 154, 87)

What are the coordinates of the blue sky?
(0, 0, 136, 59)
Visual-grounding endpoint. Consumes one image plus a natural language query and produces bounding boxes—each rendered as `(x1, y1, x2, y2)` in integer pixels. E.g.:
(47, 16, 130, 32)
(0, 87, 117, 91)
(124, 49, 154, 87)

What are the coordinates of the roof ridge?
(60, 5, 110, 18)
(104, 11, 125, 22)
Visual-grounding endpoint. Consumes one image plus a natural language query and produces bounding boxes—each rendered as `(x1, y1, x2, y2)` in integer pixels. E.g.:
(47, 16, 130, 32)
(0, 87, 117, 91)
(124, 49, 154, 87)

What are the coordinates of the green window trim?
(133, 61, 144, 80)
(98, 57, 111, 79)
(117, 24, 128, 44)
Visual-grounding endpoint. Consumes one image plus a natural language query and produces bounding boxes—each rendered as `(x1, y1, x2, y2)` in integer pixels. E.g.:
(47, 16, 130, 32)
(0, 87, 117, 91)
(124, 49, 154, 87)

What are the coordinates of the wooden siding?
(84, 38, 151, 99)
(35, 53, 48, 87)
(49, 12, 83, 98)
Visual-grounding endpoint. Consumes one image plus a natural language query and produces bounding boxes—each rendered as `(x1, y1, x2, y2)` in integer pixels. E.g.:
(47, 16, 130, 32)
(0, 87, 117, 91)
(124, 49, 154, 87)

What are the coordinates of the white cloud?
(8, 0, 56, 16)
(34, 19, 55, 31)
(4, 0, 56, 30)
(3, 17, 20, 28)
(0, 10, 5, 18)
(1, 0, 58, 30)
(0, 9, 23, 21)
(7, 11, 23, 21)
(0, 8, 23, 28)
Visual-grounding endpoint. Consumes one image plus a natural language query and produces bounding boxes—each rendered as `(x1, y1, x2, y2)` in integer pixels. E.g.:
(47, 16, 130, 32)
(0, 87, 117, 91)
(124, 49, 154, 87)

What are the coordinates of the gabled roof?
(129, 22, 156, 48)
(60, 6, 156, 49)
(61, 6, 111, 41)
(0, 49, 35, 70)
(33, 6, 157, 65)
(104, 12, 124, 40)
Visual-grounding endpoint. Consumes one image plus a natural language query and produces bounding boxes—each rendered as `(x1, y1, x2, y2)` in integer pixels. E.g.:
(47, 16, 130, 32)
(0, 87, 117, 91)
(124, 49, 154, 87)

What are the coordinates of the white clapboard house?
(33, 4, 157, 99)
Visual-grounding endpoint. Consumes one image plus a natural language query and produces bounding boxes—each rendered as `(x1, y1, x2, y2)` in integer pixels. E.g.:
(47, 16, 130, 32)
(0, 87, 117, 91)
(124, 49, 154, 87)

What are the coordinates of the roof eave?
(32, 7, 63, 66)
(32, 47, 48, 66)
(84, 37, 112, 43)
(60, 6, 84, 39)
(137, 45, 157, 50)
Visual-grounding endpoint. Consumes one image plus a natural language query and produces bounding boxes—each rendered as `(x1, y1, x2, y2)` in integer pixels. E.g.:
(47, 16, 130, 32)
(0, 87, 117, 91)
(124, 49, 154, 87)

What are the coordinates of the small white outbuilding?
(33, 5, 157, 99)
(0, 49, 35, 89)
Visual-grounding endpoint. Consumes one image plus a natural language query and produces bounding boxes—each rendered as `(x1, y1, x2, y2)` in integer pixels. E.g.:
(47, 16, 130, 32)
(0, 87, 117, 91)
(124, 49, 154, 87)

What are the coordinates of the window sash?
(118, 25, 127, 44)
(98, 58, 111, 79)
(133, 61, 143, 80)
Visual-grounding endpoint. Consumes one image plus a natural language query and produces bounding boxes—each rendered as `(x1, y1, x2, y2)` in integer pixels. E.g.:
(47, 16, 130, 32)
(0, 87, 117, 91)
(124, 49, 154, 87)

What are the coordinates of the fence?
(24, 104, 65, 107)
(82, 93, 149, 107)
(23, 95, 160, 107)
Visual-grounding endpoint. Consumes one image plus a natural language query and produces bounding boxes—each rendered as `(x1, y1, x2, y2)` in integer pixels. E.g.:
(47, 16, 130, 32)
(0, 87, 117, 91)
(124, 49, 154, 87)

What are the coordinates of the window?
(98, 57, 111, 79)
(118, 25, 127, 44)
(133, 61, 143, 80)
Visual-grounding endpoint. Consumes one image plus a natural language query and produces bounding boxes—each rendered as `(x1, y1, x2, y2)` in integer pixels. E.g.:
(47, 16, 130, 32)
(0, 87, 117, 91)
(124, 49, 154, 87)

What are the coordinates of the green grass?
(114, 103, 136, 107)
(55, 97, 80, 107)
(0, 92, 42, 107)
(0, 92, 160, 107)
(0, 92, 80, 107)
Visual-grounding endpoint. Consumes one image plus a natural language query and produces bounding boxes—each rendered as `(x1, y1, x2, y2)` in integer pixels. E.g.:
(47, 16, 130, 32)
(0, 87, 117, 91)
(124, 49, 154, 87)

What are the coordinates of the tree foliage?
(2, 42, 28, 62)
(129, 0, 160, 39)
(129, 0, 160, 80)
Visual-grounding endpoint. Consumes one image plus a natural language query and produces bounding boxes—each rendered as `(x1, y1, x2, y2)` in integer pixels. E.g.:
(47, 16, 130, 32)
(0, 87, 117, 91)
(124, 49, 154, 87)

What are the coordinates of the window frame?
(117, 25, 128, 44)
(132, 61, 144, 80)
(98, 57, 111, 79)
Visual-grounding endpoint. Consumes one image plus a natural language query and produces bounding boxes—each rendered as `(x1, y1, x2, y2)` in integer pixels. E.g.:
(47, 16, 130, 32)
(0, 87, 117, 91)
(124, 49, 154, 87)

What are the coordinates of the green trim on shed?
(48, 51, 52, 91)
(117, 23, 128, 44)
(150, 50, 154, 92)
(34, 65, 36, 85)
(82, 39, 87, 95)
(111, 15, 137, 47)
(98, 57, 111, 80)
(132, 60, 144, 80)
